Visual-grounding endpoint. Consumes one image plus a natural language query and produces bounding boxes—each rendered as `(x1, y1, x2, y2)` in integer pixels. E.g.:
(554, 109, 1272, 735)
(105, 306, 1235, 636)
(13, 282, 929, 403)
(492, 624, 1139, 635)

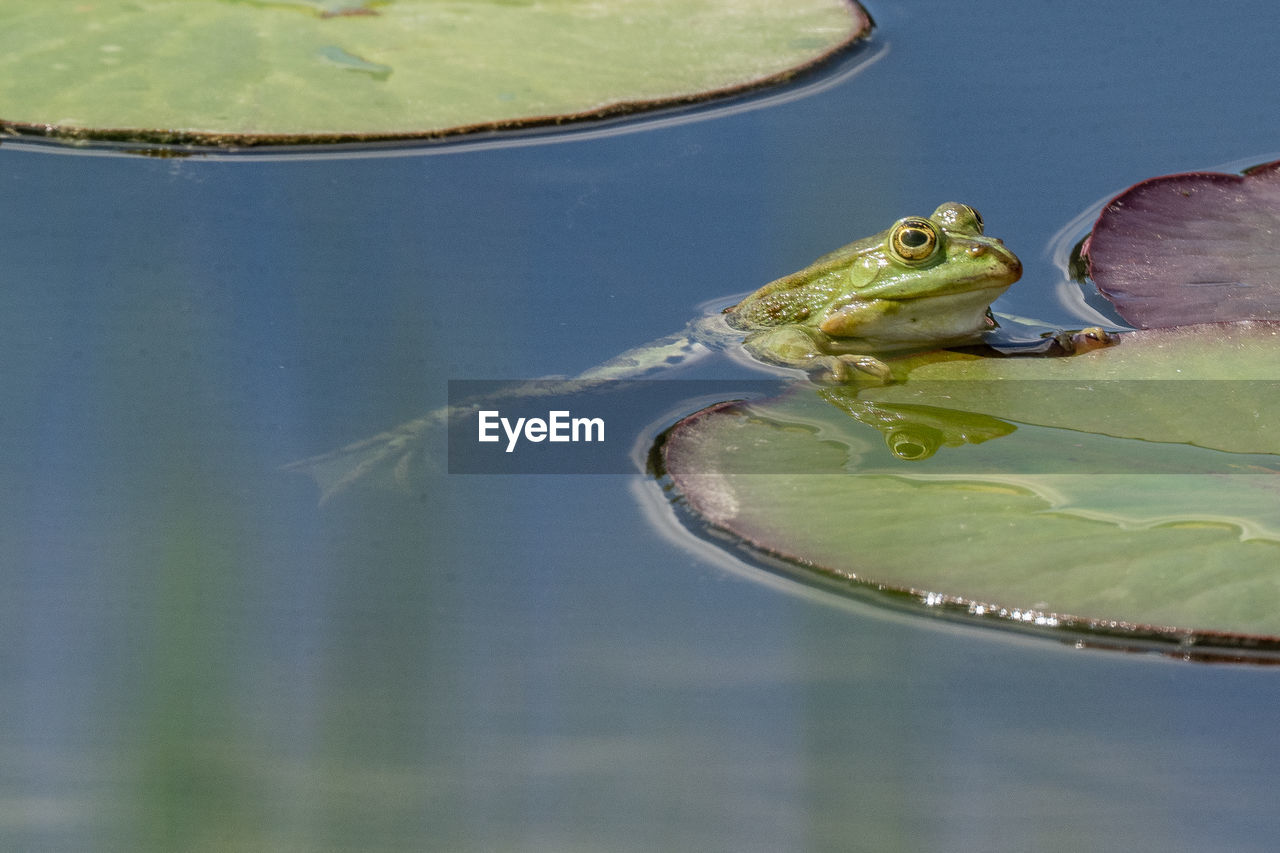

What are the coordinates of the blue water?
(3, 0, 1280, 848)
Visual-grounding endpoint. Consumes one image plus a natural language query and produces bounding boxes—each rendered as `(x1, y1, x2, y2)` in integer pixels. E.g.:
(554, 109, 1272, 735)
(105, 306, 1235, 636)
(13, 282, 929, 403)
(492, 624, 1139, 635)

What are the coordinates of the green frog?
(723, 202, 1022, 382)
(288, 203, 1086, 498)
(573, 201, 1027, 386)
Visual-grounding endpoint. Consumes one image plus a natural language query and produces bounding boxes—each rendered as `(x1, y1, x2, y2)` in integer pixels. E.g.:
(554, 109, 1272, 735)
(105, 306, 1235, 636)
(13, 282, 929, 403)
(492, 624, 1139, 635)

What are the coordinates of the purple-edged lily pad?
(1083, 160, 1280, 328)
(656, 323, 1280, 662)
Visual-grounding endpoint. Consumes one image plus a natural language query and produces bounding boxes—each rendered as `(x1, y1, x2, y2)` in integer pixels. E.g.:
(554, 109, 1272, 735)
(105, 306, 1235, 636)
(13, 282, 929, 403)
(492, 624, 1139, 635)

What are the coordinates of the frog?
(286, 203, 1099, 500)
(721, 201, 1023, 383)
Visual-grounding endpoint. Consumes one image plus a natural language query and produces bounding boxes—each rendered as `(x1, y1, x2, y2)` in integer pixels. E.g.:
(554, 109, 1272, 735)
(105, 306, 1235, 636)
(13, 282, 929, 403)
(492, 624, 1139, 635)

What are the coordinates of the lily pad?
(656, 323, 1280, 661)
(1082, 160, 1280, 328)
(0, 0, 871, 147)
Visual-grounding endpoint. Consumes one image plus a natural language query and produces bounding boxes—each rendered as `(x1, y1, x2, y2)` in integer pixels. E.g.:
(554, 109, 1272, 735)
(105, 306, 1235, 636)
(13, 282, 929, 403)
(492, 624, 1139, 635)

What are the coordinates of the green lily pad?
(0, 0, 871, 147)
(656, 323, 1280, 661)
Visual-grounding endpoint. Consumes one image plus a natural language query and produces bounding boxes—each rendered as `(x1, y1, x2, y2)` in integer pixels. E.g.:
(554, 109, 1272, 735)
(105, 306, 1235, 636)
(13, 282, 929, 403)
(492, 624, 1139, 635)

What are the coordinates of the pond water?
(4, 0, 1280, 849)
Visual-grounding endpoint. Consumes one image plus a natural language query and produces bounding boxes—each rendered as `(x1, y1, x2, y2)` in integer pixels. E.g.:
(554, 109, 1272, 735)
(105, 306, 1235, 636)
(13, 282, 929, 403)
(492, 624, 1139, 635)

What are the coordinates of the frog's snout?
(1005, 251, 1022, 277)
(963, 241, 1023, 287)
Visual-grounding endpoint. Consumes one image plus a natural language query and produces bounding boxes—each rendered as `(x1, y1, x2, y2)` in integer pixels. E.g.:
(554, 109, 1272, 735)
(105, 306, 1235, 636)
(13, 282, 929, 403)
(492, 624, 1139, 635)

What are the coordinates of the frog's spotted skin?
(724, 202, 1022, 382)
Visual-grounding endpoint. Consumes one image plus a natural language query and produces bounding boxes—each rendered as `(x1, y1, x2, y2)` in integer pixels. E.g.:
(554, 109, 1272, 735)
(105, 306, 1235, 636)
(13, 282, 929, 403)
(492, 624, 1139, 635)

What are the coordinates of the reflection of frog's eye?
(885, 426, 942, 460)
(890, 218, 940, 264)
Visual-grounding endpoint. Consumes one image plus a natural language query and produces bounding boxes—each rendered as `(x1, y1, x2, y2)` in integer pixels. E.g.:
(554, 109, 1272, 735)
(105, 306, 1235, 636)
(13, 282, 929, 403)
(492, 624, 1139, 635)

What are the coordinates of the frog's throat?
(819, 284, 1010, 343)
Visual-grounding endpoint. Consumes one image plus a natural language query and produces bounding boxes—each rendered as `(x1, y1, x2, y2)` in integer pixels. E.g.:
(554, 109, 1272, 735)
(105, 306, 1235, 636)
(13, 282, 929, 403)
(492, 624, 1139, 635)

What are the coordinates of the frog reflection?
(819, 392, 1017, 461)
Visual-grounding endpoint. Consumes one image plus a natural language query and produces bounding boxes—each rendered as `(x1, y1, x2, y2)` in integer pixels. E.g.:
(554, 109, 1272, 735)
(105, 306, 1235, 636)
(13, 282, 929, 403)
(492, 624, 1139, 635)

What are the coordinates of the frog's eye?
(931, 202, 984, 235)
(889, 218, 941, 264)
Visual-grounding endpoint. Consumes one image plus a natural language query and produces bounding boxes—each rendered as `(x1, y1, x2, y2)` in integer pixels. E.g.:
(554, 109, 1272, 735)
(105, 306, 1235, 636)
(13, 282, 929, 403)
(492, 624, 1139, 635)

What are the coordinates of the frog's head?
(819, 202, 1022, 344)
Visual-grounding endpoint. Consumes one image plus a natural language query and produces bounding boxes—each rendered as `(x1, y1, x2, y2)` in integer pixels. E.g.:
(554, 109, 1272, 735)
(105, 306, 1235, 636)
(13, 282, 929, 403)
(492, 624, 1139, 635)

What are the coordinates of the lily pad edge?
(0, 2, 873, 151)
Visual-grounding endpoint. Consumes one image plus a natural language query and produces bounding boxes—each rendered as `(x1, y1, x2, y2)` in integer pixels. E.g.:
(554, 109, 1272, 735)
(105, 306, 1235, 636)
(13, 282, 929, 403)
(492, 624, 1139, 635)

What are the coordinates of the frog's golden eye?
(889, 218, 940, 263)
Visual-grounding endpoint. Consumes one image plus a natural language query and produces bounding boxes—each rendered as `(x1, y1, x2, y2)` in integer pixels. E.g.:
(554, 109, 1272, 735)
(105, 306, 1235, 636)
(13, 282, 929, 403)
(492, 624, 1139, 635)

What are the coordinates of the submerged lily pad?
(1082, 160, 1280, 328)
(0, 0, 871, 146)
(657, 323, 1280, 661)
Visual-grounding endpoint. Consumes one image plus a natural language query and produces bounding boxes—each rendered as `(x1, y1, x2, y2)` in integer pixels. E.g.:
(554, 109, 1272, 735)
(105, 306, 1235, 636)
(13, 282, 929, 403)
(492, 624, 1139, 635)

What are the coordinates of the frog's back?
(725, 233, 878, 330)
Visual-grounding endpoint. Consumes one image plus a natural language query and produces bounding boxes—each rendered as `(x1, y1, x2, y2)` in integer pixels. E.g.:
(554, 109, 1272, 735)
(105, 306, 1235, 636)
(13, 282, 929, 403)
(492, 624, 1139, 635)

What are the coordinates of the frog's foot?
(809, 354, 892, 385)
(1051, 326, 1114, 355)
(282, 410, 442, 503)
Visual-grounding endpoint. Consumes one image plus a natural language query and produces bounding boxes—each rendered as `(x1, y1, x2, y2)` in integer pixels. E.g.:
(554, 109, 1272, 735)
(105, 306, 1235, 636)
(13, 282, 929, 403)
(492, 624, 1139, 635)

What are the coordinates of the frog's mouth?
(860, 254, 1023, 301)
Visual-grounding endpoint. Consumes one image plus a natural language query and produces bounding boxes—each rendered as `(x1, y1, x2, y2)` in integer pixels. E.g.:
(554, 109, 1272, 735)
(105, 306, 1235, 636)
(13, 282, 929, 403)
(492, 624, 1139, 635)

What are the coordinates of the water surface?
(3, 0, 1280, 848)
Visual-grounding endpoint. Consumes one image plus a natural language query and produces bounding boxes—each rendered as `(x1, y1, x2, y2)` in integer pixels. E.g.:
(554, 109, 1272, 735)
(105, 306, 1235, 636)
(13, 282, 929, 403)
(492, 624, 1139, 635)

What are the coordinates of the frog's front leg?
(742, 326, 892, 384)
